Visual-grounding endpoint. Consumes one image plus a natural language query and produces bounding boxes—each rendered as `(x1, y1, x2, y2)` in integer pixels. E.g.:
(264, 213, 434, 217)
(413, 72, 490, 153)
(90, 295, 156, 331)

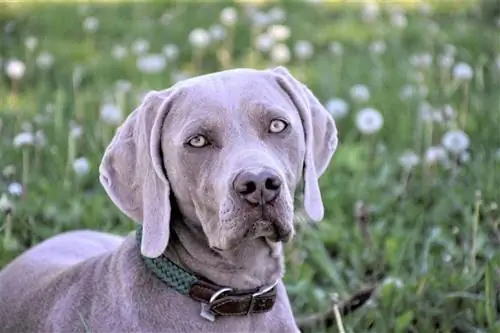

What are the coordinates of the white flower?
(369, 40, 386, 55)
(438, 54, 454, 69)
(400, 84, 427, 100)
(361, 2, 380, 22)
(131, 39, 150, 55)
(100, 103, 123, 125)
(269, 43, 290, 64)
(69, 124, 83, 138)
(442, 104, 456, 120)
(294, 40, 314, 60)
(443, 44, 457, 57)
(0, 194, 12, 213)
(267, 24, 291, 42)
(251, 11, 271, 28)
(5, 59, 26, 80)
(418, 101, 435, 122)
(452, 62, 473, 81)
(162, 44, 179, 60)
(136, 54, 166, 74)
(382, 276, 404, 289)
(398, 151, 420, 170)
(349, 84, 370, 103)
(35, 130, 46, 146)
(115, 79, 132, 93)
(419, 2, 433, 15)
(441, 129, 470, 154)
(459, 151, 470, 164)
(410, 53, 432, 69)
(209, 24, 227, 41)
(25, 36, 38, 51)
(325, 98, 349, 119)
(255, 33, 274, 52)
(328, 41, 343, 56)
(188, 28, 211, 49)
(390, 12, 407, 28)
(220, 7, 238, 26)
(73, 157, 90, 175)
(83, 16, 99, 32)
(36, 51, 54, 70)
(2, 165, 16, 178)
(355, 108, 384, 135)
(112, 44, 128, 60)
(13, 132, 34, 147)
(268, 6, 286, 22)
(8, 182, 23, 196)
(424, 146, 448, 165)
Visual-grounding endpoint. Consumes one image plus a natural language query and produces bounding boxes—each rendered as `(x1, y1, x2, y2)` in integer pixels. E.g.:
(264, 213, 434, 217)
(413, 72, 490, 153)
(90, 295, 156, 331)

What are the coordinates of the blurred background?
(1, 0, 499, 332)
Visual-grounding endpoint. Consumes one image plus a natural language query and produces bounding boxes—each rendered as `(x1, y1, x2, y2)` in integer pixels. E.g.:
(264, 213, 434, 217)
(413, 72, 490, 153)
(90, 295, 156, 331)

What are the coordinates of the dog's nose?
(233, 169, 282, 205)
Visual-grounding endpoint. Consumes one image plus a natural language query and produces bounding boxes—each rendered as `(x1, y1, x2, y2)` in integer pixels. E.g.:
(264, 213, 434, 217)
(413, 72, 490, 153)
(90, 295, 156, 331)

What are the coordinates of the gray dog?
(0, 66, 338, 333)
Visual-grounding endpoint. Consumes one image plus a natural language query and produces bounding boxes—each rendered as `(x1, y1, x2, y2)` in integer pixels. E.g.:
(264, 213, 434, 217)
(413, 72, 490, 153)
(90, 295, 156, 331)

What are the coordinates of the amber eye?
(269, 119, 288, 133)
(187, 135, 209, 148)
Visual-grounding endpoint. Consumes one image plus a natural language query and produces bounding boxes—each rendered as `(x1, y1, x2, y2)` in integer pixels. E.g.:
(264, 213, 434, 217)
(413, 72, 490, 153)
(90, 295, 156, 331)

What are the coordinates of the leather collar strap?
(135, 225, 277, 321)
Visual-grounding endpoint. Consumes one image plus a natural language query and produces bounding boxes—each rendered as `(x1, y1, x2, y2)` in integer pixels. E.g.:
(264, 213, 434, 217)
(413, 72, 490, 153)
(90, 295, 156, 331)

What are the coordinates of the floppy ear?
(269, 66, 338, 222)
(99, 89, 176, 258)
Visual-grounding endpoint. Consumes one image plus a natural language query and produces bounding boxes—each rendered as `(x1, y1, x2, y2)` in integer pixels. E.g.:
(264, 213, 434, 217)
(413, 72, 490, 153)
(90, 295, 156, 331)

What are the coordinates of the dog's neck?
(164, 217, 285, 290)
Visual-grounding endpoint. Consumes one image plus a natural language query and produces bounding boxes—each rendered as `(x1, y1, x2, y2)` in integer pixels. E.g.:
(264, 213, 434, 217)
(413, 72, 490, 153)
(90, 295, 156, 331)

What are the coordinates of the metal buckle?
(200, 287, 232, 322)
(247, 280, 279, 315)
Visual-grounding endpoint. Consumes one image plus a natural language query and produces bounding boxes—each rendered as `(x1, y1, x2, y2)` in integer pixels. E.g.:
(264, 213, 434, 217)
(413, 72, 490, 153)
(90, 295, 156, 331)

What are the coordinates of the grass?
(1, 1, 500, 332)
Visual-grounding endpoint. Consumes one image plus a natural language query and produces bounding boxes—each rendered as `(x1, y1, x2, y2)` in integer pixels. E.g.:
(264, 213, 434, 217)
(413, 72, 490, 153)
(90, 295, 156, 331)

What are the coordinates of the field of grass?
(1, 1, 500, 332)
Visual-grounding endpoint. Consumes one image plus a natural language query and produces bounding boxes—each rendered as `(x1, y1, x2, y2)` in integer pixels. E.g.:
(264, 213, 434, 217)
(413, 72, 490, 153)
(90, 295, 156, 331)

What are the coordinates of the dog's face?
(99, 67, 337, 258)
(162, 72, 306, 251)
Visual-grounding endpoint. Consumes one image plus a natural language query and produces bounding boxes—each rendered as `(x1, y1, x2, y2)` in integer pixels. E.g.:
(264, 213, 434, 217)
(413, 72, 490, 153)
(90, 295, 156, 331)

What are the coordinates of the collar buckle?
(246, 280, 279, 315)
(200, 287, 232, 322)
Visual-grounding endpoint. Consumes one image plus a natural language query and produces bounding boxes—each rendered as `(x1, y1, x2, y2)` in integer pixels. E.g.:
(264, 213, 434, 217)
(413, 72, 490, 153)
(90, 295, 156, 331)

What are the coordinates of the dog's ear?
(99, 90, 176, 258)
(269, 66, 338, 222)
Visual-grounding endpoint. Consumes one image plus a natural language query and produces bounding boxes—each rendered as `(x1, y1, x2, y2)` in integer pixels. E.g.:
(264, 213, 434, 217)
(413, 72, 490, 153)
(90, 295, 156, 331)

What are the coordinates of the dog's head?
(99, 66, 338, 258)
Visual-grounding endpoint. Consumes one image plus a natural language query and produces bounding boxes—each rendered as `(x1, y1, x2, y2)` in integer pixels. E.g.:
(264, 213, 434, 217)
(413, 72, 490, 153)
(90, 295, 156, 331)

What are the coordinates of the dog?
(0, 66, 338, 333)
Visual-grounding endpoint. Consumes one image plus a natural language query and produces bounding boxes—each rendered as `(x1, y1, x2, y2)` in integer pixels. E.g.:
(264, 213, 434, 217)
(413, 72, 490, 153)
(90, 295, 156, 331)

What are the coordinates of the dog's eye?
(269, 119, 288, 133)
(187, 135, 209, 148)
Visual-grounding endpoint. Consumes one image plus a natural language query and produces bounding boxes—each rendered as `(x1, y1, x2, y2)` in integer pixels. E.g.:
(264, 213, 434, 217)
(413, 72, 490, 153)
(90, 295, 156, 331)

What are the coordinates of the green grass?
(1, 1, 500, 332)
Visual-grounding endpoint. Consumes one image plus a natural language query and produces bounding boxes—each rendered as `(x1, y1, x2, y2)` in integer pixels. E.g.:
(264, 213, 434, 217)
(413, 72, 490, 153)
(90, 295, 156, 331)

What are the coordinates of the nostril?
(265, 177, 281, 191)
(240, 181, 257, 195)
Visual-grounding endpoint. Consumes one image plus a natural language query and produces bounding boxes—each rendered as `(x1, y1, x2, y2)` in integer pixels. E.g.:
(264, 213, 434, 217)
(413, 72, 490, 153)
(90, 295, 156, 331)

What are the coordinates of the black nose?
(233, 169, 282, 205)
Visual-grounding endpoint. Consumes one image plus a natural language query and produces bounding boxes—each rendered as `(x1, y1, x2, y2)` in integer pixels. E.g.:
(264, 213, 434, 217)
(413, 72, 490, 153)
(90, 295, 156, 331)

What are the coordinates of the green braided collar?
(135, 225, 198, 295)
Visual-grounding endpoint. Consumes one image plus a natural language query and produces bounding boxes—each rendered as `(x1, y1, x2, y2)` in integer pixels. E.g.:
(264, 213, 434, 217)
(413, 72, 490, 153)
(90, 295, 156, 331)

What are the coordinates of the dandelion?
(459, 151, 470, 164)
(441, 129, 470, 154)
(0, 194, 12, 213)
(83, 16, 99, 33)
(442, 104, 456, 120)
(5, 59, 26, 80)
(398, 151, 420, 170)
(443, 44, 457, 57)
(2, 165, 16, 178)
(73, 157, 90, 176)
(325, 98, 349, 119)
(162, 44, 179, 61)
(267, 24, 291, 42)
(418, 2, 433, 16)
(36, 51, 54, 70)
(112, 44, 128, 60)
(25, 36, 38, 51)
(7, 182, 23, 196)
(267, 7, 286, 22)
(361, 2, 380, 22)
(188, 28, 211, 49)
(131, 39, 150, 55)
(438, 54, 454, 70)
(115, 79, 132, 93)
(69, 124, 84, 139)
(369, 40, 386, 55)
(251, 11, 271, 28)
(13, 132, 34, 147)
(418, 101, 435, 122)
(293, 40, 314, 60)
(382, 276, 404, 289)
(452, 62, 473, 81)
(349, 84, 370, 103)
(355, 108, 384, 135)
(424, 146, 448, 165)
(410, 53, 432, 70)
(390, 12, 407, 28)
(99, 103, 123, 125)
(269, 43, 291, 64)
(328, 41, 343, 56)
(209, 24, 227, 41)
(35, 130, 46, 146)
(255, 33, 274, 52)
(136, 54, 166, 74)
(220, 7, 238, 26)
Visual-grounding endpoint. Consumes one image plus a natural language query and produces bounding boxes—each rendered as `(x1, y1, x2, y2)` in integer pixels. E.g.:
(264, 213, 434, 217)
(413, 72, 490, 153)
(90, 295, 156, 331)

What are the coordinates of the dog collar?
(135, 225, 278, 321)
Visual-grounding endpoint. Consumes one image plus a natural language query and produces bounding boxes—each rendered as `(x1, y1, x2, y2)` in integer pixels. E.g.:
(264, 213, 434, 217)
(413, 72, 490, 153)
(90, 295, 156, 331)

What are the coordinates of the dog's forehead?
(170, 69, 295, 120)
